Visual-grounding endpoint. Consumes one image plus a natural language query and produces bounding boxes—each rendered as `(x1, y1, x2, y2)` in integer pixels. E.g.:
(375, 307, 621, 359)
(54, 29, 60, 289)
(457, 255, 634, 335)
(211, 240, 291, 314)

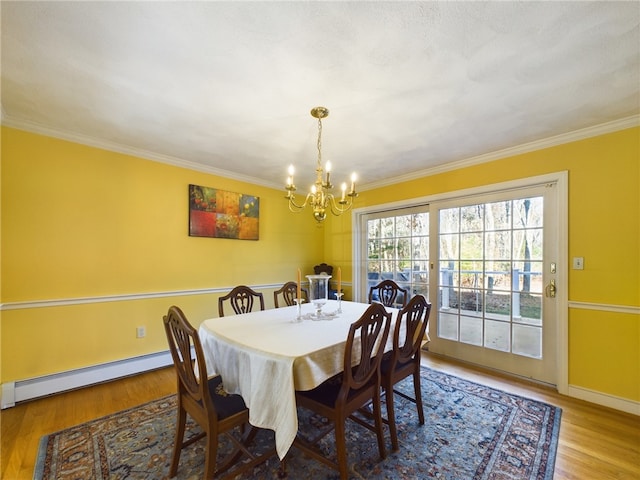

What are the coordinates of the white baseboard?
(1, 350, 173, 409)
(567, 384, 640, 416)
(3, 351, 639, 417)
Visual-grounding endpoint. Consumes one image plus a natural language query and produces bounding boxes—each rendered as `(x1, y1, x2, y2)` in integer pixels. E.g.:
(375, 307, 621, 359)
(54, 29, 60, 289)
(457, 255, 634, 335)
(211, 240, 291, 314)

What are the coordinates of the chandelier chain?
(317, 116, 322, 169)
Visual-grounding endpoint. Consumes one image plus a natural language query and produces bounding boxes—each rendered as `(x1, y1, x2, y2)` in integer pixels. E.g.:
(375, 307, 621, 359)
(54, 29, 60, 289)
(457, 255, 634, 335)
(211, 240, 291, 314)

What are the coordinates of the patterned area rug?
(34, 367, 561, 479)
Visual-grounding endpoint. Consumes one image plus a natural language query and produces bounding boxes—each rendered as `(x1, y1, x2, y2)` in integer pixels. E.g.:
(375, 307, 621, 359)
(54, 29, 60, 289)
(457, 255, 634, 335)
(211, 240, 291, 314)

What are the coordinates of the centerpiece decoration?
(305, 274, 338, 320)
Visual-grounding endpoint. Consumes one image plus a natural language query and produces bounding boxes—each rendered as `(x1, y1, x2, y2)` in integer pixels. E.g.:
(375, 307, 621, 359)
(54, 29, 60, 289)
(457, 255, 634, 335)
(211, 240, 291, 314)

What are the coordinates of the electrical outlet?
(572, 257, 584, 270)
(136, 326, 146, 338)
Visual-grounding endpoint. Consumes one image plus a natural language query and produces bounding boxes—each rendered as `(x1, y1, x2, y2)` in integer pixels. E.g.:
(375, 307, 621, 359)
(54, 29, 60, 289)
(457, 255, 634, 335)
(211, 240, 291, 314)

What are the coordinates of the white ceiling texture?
(2, 1, 639, 191)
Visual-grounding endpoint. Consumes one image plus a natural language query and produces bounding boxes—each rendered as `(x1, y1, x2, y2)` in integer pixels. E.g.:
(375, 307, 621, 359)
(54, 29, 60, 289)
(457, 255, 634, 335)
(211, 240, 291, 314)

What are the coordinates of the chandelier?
(285, 107, 358, 222)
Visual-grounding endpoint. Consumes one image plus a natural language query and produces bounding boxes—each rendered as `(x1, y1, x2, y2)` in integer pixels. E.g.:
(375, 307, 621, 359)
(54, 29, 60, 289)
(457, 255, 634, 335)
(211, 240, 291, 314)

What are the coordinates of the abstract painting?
(188, 184, 259, 240)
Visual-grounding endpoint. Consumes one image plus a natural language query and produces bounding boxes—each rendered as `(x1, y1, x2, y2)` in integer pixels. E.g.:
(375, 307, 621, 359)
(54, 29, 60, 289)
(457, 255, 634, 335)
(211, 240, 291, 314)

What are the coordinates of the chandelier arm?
(287, 192, 311, 212)
(327, 194, 353, 216)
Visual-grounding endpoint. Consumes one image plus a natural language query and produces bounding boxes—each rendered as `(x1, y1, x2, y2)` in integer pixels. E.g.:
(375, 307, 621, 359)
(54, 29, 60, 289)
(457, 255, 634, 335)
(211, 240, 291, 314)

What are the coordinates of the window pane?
(460, 316, 483, 346)
(440, 234, 458, 260)
(440, 286, 458, 311)
(513, 261, 543, 294)
(485, 262, 511, 292)
(486, 201, 512, 230)
(485, 290, 511, 320)
(413, 236, 429, 258)
(396, 215, 412, 236)
(368, 219, 381, 239)
(460, 204, 483, 232)
(485, 231, 511, 260)
(381, 217, 394, 237)
(438, 310, 458, 340)
(460, 232, 483, 260)
(367, 239, 380, 260)
(517, 293, 542, 325)
(397, 238, 411, 260)
(411, 261, 430, 296)
(461, 261, 483, 290)
(412, 213, 430, 236)
(513, 228, 543, 261)
(380, 260, 396, 278)
(440, 208, 459, 233)
(513, 324, 542, 358)
(484, 320, 510, 352)
(460, 288, 482, 315)
(440, 261, 458, 287)
(516, 261, 543, 294)
(380, 239, 395, 262)
(514, 197, 543, 228)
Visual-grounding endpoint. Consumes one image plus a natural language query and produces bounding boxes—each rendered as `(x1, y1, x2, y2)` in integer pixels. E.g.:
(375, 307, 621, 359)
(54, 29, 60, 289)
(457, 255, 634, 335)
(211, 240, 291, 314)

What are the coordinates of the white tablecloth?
(198, 300, 396, 459)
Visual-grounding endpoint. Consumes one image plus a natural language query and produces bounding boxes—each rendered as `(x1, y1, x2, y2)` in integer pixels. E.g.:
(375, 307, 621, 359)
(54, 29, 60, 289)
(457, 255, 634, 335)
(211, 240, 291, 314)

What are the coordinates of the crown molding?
(3, 114, 637, 192)
(0, 115, 281, 189)
(361, 114, 640, 191)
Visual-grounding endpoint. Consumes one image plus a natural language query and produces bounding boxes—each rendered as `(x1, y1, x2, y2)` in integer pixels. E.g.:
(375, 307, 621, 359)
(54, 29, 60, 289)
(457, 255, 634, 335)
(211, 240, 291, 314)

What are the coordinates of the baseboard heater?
(1, 350, 173, 409)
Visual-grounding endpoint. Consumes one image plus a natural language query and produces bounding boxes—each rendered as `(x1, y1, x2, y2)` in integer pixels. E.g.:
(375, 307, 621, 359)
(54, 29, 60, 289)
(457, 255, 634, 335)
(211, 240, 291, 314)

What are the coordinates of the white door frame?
(352, 171, 568, 393)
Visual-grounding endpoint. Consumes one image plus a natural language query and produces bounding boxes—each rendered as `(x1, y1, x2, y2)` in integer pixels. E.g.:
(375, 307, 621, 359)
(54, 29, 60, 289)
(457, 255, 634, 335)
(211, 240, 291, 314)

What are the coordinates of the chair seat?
(297, 371, 373, 407)
(380, 355, 413, 376)
(207, 375, 248, 419)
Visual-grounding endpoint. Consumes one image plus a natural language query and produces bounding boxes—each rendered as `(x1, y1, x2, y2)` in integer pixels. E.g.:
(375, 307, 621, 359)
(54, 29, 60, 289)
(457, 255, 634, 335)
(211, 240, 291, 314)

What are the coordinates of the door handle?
(545, 279, 556, 298)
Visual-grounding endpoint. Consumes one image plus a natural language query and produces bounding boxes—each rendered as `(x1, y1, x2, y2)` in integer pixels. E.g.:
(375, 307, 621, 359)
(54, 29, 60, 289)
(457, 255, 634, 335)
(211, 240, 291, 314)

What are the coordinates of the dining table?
(197, 299, 398, 460)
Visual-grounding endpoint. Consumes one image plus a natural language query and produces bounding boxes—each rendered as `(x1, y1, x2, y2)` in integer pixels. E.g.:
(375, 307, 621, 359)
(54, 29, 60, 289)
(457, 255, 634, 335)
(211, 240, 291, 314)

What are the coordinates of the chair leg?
(372, 388, 387, 460)
(413, 368, 425, 425)
(169, 407, 187, 478)
(385, 385, 399, 451)
(335, 418, 349, 480)
(203, 423, 217, 480)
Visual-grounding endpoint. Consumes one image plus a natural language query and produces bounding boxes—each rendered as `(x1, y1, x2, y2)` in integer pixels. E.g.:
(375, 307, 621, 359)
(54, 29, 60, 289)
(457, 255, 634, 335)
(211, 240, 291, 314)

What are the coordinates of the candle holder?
(293, 298, 303, 322)
(334, 292, 344, 313)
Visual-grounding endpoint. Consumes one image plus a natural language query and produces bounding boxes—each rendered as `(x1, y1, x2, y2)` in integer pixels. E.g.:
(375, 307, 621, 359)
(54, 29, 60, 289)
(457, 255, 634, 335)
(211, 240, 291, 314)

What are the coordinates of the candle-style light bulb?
(340, 182, 347, 201)
(350, 172, 357, 193)
(325, 161, 331, 185)
(287, 165, 295, 189)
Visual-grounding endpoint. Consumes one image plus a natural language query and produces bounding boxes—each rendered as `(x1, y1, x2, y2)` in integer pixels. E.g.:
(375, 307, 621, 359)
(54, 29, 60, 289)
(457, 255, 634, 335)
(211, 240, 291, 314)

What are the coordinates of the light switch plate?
(572, 257, 584, 270)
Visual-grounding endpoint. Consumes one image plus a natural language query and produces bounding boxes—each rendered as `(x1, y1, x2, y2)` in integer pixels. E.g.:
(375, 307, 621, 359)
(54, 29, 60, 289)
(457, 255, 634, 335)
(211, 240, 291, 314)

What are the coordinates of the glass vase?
(306, 274, 331, 319)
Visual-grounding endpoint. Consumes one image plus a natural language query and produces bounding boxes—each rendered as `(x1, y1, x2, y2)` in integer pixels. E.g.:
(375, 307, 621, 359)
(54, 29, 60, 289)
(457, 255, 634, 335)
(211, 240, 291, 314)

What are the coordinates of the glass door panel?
(429, 185, 558, 385)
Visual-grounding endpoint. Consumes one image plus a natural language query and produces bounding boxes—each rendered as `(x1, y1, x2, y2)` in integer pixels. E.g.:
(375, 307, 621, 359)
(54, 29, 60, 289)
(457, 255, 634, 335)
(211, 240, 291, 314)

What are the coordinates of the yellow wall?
(1, 127, 324, 380)
(2, 125, 639, 406)
(325, 127, 640, 402)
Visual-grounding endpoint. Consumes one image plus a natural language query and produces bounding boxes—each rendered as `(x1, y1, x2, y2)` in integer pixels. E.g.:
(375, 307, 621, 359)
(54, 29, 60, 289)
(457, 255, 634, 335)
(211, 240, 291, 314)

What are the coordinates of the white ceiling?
(2, 1, 639, 190)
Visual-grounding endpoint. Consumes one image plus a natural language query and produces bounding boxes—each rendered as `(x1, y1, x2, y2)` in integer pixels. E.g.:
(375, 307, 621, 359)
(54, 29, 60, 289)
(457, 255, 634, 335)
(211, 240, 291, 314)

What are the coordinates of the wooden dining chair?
(313, 262, 333, 275)
(381, 294, 432, 450)
(368, 279, 409, 308)
(292, 302, 392, 480)
(162, 306, 275, 479)
(218, 285, 265, 317)
(273, 281, 308, 308)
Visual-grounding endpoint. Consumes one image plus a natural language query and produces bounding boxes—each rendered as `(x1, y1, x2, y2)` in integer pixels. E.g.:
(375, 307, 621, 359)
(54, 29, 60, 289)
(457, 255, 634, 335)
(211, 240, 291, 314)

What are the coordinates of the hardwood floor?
(2, 353, 639, 479)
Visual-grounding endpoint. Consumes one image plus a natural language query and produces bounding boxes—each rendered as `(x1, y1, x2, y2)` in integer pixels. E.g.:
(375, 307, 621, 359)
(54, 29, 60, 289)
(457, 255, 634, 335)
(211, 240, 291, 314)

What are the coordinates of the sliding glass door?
(354, 175, 565, 386)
